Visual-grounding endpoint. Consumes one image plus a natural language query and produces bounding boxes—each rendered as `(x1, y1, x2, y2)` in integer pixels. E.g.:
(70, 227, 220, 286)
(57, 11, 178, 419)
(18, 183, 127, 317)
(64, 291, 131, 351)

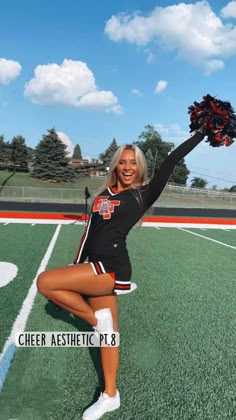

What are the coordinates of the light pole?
(152, 149, 158, 177)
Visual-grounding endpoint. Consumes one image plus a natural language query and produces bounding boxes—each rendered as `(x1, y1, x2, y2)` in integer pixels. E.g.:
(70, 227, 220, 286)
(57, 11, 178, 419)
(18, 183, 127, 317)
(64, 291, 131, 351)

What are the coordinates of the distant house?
(68, 159, 90, 168)
(68, 159, 106, 177)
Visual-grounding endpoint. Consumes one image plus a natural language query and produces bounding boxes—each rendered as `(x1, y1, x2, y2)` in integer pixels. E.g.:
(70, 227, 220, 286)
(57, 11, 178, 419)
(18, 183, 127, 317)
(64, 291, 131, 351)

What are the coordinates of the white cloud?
(24, 59, 122, 113)
(169, 124, 189, 139)
(105, 1, 236, 74)
(0, 58, 22, 85)
(78, 90, 122, 114)
(155, 80, 168, 94)
(221, 1, 236, 18)
(203, 59, 224, 76)
(155, 123, 169, 136)
(155, 123, 189, 144)
(57, 131, 74, 157)
(131, 88, 143, 96)
(144, 49, 156, 64)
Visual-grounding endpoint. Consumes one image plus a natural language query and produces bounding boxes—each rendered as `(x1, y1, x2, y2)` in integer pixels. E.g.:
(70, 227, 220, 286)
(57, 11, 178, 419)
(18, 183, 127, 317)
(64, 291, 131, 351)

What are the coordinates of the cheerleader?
(37, 95, 235, 419)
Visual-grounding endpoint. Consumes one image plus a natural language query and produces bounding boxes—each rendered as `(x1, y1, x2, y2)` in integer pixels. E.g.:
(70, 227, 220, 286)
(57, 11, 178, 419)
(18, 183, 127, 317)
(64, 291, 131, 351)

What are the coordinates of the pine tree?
(72, 144, 82, 160)
(10, 136, 29, 171)
(99, 138, 118, 166)
(32, 128, 75, 182)
(0, 136, 8, 164)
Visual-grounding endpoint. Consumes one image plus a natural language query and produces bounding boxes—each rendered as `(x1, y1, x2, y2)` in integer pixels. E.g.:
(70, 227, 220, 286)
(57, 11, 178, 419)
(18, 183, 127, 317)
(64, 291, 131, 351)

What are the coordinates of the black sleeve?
(141, 131, 204, 210)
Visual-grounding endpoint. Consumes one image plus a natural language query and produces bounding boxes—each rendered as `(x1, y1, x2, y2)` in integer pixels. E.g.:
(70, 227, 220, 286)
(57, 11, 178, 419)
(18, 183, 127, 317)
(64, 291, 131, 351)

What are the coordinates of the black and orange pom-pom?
(188, 94, 236, 147)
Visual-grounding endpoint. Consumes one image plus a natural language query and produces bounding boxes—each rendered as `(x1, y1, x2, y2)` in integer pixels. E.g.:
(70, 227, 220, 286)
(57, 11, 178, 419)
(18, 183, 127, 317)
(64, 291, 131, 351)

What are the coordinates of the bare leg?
(37, 263, 115, 326)
(88, 294, 119, 397)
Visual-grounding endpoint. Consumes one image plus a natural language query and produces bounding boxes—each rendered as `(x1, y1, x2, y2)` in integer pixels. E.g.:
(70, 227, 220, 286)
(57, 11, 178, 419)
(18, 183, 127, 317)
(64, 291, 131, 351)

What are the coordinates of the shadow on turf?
(45, 300, 105, 408)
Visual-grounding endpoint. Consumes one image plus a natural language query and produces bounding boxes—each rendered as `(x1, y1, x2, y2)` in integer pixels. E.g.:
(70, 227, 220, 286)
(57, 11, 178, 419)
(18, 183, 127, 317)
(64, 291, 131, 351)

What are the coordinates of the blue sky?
(1, 0, 236, 188)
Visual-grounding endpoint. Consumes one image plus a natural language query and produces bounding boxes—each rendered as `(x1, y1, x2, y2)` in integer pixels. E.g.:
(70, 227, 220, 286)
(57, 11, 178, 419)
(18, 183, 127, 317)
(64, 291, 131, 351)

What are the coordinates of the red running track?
(0, 211, 235, 225)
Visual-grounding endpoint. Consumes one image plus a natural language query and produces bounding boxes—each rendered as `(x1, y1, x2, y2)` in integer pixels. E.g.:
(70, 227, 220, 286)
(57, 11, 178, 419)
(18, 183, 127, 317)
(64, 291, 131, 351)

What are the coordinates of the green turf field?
(0, 223, 236, 419)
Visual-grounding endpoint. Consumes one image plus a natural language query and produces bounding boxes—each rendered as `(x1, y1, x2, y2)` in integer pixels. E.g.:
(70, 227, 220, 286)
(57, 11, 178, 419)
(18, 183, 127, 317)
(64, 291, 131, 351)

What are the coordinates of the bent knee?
(37, 271, 50, 296)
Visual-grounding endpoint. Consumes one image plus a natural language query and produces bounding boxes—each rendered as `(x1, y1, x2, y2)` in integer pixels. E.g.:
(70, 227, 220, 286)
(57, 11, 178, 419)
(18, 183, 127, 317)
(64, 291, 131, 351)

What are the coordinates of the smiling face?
(115, 148, 138, 191)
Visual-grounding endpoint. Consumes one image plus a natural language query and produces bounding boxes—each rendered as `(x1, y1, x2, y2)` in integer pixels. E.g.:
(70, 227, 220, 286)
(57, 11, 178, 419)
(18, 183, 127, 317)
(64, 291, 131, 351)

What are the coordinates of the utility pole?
(152, 149, 158, 177)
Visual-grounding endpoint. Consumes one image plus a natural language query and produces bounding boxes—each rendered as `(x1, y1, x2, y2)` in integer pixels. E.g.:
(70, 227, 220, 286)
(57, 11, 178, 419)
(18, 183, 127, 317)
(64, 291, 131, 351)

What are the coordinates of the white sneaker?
(82, 391, 120, 419)
(94, 308, 114, 333)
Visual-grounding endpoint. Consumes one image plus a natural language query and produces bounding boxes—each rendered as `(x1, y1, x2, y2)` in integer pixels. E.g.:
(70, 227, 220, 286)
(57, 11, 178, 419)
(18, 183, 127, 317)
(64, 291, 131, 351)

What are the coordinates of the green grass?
(187, 228, 236, 246)
(0, 171, 235, 210)
(0, 171, 104, 189)
(1, 226, 236, 419)
(0, 224, 56, 352)
(0, 171, 105, 202)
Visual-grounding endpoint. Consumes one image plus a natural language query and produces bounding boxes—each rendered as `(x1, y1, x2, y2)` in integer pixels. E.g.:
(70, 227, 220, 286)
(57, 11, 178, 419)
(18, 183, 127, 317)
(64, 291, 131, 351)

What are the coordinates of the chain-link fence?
(0, 184, 235, 209)
(0, 186, 87, 203)
(155, 184, 236, 209)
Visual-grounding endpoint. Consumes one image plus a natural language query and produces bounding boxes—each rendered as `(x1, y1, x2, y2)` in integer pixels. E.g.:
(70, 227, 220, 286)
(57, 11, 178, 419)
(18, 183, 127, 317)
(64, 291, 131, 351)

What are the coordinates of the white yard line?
(143, 222, 236, 229)
(0, 224, 61, 393)
(179, 228, 236, 250)
(0, 218, 236, 229)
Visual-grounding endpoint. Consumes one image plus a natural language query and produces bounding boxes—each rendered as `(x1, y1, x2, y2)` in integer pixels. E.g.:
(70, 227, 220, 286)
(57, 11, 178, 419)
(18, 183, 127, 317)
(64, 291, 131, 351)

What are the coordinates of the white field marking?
(31, 224, 35, 226)
(200, 228, 207, 230)
(223, 229, 231, 232)
(3, 223, 9, 226)
(0, 263, 18, 288)
(143, 222, 236, 229)
(0, 218, 84, 225)
(179, 228, 236, 250)
(0, 224, 61, 393)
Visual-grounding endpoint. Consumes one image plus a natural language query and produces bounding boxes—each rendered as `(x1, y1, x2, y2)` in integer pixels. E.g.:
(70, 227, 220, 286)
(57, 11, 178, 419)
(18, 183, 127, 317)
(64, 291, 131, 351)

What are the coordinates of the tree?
(10, 136, 29, 171)
(145, 148, 154, 178)
(99, 138, 118, 167)
(191, 177, 208, 189)
(0, 135, 29, 170)
(0, 136, 13, 165)
(32, 128, 75, 182)
(169, 158, 190, 185)
(72, 144, 82, 160)
(229, 185, 236, 193)
(136, 125, 173, 173)
(135, 125, 190, 184)
(0, 136, 8, 164)
(27, 146, 35, 161)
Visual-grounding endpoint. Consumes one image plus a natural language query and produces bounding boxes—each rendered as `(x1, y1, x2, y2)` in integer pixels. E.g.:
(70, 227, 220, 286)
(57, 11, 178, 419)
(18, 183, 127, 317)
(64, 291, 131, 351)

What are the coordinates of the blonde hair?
(96, 144, 148, 197)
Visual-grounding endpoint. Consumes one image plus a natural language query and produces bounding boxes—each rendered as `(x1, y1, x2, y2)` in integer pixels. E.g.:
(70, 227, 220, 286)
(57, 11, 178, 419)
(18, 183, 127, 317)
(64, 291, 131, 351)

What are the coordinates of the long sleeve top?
(74, 131, 204, 264)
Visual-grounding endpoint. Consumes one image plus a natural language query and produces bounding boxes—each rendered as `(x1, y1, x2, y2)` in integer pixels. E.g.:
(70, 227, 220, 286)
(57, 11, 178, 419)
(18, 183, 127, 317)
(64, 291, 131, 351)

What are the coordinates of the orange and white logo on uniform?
(93, 196, 120, 220)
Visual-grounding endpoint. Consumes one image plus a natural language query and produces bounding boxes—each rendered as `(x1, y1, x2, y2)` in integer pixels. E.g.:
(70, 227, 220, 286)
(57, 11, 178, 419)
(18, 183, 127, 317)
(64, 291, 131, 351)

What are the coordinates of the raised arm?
(140, 93, 236, 210)
(142, 130, 204, 209)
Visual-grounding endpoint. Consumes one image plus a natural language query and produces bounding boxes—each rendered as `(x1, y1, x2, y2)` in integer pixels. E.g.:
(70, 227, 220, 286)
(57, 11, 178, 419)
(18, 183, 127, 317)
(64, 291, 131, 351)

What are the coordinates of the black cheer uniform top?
(74, 132, 204, 291)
